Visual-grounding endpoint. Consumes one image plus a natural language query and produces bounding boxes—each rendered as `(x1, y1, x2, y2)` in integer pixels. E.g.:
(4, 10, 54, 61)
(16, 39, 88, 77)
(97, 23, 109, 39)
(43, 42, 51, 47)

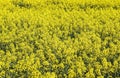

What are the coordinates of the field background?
(0, 0, 120, 78)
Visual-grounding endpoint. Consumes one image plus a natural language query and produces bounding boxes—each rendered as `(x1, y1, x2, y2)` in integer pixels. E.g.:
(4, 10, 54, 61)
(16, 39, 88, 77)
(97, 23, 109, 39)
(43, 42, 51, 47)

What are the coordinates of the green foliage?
(0, 0, 120, 78)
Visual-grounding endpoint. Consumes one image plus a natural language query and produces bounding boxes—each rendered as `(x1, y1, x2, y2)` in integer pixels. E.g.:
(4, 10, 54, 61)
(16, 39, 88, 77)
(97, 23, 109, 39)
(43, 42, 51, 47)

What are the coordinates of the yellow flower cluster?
(0, 0, 120, 78)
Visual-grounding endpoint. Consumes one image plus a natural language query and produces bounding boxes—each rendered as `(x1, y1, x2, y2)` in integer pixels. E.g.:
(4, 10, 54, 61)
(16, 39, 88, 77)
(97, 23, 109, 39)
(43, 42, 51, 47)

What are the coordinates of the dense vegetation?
(0, 0, 120, 78)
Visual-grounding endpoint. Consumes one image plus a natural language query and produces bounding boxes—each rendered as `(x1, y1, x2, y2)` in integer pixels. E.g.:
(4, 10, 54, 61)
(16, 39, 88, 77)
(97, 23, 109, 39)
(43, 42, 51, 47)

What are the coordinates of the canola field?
(0, 0, 120, 78)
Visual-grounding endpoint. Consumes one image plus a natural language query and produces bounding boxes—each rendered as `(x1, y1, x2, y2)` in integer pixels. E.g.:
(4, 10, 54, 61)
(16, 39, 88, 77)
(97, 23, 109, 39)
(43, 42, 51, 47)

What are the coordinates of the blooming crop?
(0, 0, 120, 78)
